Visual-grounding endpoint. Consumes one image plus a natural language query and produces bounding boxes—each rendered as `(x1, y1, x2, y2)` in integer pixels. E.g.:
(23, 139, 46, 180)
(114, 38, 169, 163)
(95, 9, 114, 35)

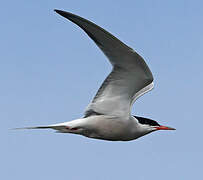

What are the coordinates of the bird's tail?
(12, 119, 83, 133)
(11, 123, 68, 132)
(12, 126, 55, 130)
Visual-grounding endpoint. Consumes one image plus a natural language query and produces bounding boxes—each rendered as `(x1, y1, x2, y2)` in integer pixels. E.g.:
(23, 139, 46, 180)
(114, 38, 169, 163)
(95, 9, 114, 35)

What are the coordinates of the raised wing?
(55, 10, 154, 117)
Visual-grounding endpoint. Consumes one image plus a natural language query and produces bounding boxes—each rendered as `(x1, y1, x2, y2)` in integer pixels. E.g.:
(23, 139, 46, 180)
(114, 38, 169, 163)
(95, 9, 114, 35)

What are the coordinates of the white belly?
(80, 115, 137, 141)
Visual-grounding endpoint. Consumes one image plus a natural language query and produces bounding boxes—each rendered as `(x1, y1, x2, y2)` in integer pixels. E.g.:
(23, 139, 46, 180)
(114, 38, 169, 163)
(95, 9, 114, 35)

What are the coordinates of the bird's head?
(134, 116, 175, 134)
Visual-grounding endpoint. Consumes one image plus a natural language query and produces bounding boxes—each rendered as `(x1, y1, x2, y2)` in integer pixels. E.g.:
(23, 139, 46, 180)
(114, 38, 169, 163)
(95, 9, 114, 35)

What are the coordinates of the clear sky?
(1, 0, 203, 179)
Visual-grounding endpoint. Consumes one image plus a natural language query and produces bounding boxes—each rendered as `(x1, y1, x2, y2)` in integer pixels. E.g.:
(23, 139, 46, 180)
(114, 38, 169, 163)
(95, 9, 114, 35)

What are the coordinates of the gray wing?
(55, 10, 154, 118)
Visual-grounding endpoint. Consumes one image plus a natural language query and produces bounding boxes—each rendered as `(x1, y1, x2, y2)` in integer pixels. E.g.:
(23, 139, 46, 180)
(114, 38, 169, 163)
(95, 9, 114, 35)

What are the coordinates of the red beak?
(155, 125, 176, 130)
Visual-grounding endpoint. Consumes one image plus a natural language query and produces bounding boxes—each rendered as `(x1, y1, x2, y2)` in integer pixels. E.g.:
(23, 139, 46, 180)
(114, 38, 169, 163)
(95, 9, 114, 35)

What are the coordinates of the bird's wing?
(55, 10, 154, 118)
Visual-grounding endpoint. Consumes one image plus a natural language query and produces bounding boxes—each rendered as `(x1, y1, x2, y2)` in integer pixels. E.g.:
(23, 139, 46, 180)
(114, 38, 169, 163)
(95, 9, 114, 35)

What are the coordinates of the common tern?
(17, 9, 175, 141)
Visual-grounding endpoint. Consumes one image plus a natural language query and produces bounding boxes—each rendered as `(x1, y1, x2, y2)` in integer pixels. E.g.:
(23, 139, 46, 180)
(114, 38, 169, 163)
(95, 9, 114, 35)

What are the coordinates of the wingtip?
(54, 9, 66, 15)
(54, 9, 60, 13)
(54, 9, 75, 19)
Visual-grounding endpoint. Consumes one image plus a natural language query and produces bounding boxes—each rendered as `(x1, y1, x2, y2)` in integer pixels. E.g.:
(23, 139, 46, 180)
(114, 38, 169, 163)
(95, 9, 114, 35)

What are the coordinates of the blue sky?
(1, 0, 203, 179)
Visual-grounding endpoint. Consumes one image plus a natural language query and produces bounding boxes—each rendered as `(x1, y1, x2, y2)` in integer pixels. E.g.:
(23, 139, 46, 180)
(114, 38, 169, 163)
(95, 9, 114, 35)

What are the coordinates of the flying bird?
(17, 9, 175, 141)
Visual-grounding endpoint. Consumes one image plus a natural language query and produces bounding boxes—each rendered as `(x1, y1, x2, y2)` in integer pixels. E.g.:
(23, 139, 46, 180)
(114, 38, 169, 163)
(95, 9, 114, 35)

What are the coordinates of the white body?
(50, 116, 152, 141)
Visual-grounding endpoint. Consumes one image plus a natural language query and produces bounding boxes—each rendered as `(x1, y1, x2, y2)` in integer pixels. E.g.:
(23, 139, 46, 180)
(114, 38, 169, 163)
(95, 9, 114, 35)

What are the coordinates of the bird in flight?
(17, 9, 175, 141)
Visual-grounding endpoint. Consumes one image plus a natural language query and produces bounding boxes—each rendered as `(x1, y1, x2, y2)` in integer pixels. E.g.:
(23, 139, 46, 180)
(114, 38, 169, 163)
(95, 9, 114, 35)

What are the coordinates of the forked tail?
(12, 124, 68, 132)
